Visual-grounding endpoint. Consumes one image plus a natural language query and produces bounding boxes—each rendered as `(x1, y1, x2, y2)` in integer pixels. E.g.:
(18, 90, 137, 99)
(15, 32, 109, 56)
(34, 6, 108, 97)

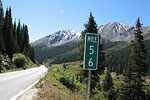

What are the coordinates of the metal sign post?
(84, 33, 99, 100)
(87, 70, 91, 100)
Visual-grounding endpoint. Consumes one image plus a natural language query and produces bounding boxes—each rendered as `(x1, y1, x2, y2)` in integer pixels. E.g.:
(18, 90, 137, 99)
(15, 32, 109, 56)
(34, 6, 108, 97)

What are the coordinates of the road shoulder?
(19, 88, 39, 100)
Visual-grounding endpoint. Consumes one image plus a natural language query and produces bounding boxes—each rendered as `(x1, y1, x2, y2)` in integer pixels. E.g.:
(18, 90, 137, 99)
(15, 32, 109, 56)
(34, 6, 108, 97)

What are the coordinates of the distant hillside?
(34, 41, 80, 63)
(105, 39, 150, 74)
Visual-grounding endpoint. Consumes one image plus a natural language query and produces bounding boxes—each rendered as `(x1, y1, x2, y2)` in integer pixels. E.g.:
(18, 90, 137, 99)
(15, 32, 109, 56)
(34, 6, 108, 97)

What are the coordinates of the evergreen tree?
(20, 24, 25, 52)
(3, 8, 13, 58)
(117, 65, 137, 100)
(117, 18, 147, 100)
(78, 12, 98, 61)
(78, 12, 105, 93)
(22, 25, 29, 53)
(130, 17, 147, 100)
(131, 17, 147, 75)
(23, 25, 29, 47)
(0, 0, 5, 54)
(102, 70, 116, 100)
(102, 70, 114, 91)
(23, 45, 35, 63)
(16, 19, 21, 50)
(12, 20, 19, 54)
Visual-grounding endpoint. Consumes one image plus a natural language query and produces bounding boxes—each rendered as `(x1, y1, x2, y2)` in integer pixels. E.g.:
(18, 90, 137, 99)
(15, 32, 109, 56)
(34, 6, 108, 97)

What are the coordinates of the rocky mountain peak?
(98, 22, 150, 42)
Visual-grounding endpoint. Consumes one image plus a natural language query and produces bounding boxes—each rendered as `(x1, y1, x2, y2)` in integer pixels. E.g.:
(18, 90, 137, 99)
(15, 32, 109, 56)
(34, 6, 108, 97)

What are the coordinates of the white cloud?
(60, 9, 64, 13)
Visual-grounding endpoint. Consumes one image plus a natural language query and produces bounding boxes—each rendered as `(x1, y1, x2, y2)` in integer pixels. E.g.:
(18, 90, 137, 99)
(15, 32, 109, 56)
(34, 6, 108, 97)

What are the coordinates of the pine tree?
(23, 45, 35, 63)
(78, 12, 105, 93)
(102, 70, 114, 91)
(117, 65, 136, 100)
(78, 12, 98, 61)
(3, 8, 13, 58)
(0, 0, 5, 54)
(117, 18, 147, 100)
(22, 25, 29, 52)
(16, 19, 21, 51)
(131, 18, 147, 75)
(130, 17, 147, 100)
(12, 20, 19, 54)
(102, 70, 116, 100)
(20, 24, 25, 52)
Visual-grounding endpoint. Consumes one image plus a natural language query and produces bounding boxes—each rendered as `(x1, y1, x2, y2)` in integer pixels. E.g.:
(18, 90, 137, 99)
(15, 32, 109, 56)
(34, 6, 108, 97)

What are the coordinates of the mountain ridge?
(31, 22, 150, 47)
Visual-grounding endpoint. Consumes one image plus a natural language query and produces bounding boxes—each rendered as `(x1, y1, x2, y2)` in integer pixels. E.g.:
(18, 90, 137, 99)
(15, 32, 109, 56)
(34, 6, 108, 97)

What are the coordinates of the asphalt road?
(0, 65, 48, 100)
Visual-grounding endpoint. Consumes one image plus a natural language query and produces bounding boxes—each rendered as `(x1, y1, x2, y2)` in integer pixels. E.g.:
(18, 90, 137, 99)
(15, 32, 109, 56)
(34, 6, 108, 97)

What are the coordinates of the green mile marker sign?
(84, 33, 99, 70)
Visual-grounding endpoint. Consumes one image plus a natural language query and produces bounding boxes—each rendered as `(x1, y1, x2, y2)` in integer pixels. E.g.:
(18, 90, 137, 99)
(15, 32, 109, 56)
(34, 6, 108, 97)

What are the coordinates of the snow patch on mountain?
(98, 22, 135, 41)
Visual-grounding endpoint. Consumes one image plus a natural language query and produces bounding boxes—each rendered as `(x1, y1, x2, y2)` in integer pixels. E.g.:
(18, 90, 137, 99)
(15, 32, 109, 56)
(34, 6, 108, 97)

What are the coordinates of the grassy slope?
(36, 64, 85, 100)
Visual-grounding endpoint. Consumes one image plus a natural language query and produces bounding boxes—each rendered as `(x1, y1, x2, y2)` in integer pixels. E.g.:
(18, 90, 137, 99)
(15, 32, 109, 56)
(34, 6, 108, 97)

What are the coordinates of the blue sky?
(2, 0, 150, 42)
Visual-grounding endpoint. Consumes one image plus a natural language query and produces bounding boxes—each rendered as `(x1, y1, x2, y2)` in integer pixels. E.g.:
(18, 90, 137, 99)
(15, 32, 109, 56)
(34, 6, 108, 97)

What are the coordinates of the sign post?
(84, 33, 99, 100)
(87, 70, 91, 100)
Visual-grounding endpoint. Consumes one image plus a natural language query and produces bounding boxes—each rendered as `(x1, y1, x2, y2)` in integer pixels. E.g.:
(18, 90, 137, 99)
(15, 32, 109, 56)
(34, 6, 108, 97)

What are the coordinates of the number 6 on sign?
(88, 58, 93, 67)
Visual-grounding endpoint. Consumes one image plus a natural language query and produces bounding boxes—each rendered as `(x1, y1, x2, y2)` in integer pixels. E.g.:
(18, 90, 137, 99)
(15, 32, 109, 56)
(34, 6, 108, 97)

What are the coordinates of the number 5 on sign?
(84, 33, 99, 70)
(89, 46, 94, 54)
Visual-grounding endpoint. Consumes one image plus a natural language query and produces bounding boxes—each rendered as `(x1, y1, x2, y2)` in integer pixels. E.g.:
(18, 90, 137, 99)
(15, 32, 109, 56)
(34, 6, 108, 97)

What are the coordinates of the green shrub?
(52, 67, 85, 91)
(12, 53, 27, 68)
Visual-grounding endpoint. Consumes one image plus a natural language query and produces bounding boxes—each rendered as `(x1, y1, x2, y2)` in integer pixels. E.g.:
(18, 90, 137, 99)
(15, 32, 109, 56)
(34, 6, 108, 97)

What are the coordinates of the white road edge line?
(10, 79, 39, 100)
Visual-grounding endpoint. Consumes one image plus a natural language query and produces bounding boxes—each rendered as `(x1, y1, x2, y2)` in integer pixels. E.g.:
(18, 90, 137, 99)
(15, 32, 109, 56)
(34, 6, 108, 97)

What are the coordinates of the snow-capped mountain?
(32, 22, 150, 48)
(98, 22, 150, 42)
(31, 30, 81, 47)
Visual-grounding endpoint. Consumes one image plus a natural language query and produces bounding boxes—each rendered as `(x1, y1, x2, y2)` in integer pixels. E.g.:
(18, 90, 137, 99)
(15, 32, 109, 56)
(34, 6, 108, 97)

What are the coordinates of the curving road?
(0, 65, 48, 100)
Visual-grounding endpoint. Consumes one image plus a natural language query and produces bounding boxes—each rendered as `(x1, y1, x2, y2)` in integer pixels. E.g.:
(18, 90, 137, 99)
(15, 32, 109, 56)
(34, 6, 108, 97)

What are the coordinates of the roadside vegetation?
(12, 53, 27, 69)
(0, 0, 37, 73)
(0, 53, 37, 73)
(36, 62, 150, 100)
(36, 64, 86, 100)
